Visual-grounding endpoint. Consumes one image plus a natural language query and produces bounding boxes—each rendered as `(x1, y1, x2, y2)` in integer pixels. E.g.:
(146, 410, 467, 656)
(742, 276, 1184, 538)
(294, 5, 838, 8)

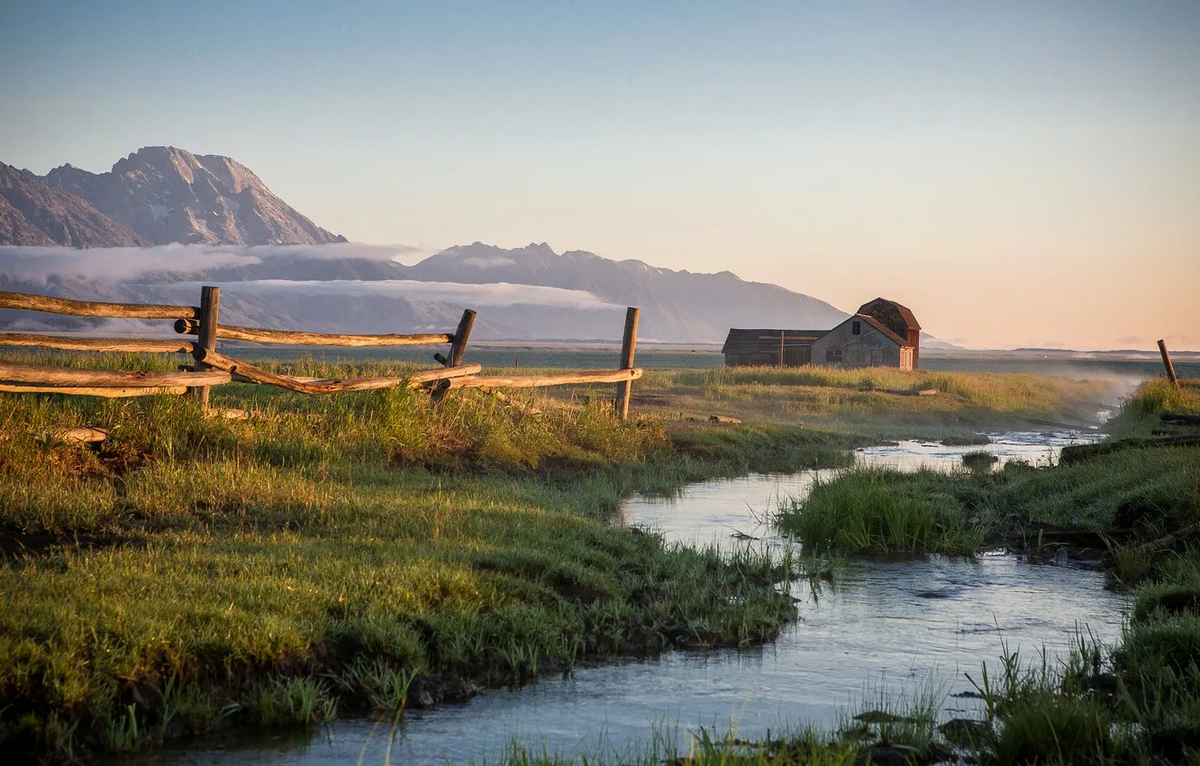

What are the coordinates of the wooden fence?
(0, 287, 642, 419)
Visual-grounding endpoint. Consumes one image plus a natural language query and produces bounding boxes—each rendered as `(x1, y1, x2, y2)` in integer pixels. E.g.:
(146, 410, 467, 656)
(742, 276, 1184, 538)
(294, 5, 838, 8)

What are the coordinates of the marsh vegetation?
(1, 349, 1192, 763)
(768, 378, 1200, 763)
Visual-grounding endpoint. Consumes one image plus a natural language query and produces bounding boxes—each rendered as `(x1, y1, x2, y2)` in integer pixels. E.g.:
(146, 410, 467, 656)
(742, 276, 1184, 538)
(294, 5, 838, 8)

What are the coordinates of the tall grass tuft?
(776, 468, 985, 554)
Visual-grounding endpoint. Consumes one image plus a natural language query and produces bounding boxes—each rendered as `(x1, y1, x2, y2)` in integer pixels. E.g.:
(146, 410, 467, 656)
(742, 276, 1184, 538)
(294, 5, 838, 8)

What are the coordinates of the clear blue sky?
(2, 1, 1198, 348)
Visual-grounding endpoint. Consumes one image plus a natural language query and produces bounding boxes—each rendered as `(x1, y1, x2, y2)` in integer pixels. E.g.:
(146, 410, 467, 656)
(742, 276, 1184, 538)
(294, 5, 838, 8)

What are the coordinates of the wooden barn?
(721, 297, 921, 371)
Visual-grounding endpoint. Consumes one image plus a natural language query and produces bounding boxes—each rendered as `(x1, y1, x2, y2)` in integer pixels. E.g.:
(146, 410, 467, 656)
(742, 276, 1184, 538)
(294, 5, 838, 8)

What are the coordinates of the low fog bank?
(0, 244, 636, 340)
(0, 243, 412, 284)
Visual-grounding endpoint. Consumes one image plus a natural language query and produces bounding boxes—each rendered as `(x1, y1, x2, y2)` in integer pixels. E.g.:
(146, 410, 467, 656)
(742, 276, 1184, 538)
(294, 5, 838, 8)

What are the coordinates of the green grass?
(768, 379, 1200, 764)
(777, 447, 1200, 556)
(775, 379, 1200, 556)
(776, 469, 986, 554)
(0, 349, 1159, 762)
(632, 365, 1113, 441)
(0, 349, 876, 763)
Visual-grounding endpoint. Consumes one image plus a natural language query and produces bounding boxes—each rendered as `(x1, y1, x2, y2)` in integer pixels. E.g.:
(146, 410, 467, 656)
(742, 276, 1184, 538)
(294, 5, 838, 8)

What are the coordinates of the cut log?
(50, 426, 110, 444)
(440, 368, 643, 390)
(874, 388, 940, 397)
(1060, 435, 1200, 466)
(0, 333, 194, 354)
(0, 360, 230, 388)
(194, 348, 479, 394)
(0, 291, 198, 320)
(476, 386, 542, 415)
(1161, 412, 1200, 426)
(175, 320, 454, 347)
(206, 408, 250, 420)
(1136, 520, 1200, 555)
(0, 383, 187, 397)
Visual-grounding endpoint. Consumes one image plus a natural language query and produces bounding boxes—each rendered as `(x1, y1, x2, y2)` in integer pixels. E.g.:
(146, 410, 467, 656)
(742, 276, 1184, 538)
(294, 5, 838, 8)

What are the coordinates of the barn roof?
(721, 328, 826, 355)
(857, 297, 921, 332)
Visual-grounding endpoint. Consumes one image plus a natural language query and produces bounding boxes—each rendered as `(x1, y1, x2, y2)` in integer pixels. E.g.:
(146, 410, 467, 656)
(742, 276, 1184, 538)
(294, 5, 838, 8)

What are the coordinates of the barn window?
(825, 348, 843, 363)
(852, 320, 861, 336)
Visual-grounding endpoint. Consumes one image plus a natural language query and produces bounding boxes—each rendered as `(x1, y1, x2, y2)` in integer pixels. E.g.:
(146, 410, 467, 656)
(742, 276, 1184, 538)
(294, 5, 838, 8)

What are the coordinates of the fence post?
(191, 286, 220, 408)
(779, 330, 785, 368)
(1158, 339, 1179, 389)
(448, 309, 477, 367)
(615, 307, 639, 420)
(431, 309, 477, 405)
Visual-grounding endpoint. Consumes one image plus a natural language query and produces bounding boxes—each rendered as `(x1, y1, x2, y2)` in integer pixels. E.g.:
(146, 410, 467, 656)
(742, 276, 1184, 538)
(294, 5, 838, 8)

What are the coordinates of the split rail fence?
(0, 287, 642, 419)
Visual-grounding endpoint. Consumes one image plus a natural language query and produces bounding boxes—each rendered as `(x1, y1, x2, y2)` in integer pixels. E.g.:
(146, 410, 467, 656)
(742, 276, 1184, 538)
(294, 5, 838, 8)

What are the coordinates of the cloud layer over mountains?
(0, 242, 848, 342)
(0, 243, 411, 282)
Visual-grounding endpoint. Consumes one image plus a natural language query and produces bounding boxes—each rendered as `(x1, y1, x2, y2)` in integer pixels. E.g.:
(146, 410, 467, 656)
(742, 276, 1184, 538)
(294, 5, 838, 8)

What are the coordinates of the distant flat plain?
(231, 342, 1200, 383)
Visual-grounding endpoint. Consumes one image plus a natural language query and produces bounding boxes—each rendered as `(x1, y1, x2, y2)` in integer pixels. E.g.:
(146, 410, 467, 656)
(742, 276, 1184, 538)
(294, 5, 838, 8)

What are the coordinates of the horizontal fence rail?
(0, 333, 196, 354)
(0, 286, 642, 418)
(174, 320, 455, 347)
(194, 348, 482, 395)
(0, 383, 189, 397)
(0, 360, 230, 387)
(442, 368, 643, 390)
(0, 290, 199, 320)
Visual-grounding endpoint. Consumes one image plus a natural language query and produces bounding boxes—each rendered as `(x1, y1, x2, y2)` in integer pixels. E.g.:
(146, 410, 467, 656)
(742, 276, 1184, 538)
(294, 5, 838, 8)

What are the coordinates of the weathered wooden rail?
(0, 287, 643, 419)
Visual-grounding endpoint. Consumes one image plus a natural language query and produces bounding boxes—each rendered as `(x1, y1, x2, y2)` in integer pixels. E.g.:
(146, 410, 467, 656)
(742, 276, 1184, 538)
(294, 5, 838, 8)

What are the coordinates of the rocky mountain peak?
(36, 146, 346, 247)
(0, 161, 146, 247)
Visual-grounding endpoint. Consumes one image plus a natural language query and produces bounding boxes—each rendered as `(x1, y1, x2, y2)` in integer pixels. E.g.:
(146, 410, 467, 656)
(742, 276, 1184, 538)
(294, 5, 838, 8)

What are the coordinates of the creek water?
(127, 431, 1129, 765)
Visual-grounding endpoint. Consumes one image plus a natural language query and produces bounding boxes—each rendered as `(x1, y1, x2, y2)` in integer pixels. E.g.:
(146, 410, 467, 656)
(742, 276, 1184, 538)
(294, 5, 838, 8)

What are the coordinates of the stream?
(125, 430, 1130, 764)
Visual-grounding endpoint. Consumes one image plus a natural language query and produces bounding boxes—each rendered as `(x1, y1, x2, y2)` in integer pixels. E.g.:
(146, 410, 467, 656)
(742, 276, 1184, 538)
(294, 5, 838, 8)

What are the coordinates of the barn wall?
(723, 345, 813, 367)
(810, 319, 904, 368)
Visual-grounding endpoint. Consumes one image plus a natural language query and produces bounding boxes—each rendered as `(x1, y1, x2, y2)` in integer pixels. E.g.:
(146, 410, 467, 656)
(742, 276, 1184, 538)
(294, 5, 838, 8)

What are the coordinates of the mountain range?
(2, 146, 898, 342)
(4, 146, 344, 247)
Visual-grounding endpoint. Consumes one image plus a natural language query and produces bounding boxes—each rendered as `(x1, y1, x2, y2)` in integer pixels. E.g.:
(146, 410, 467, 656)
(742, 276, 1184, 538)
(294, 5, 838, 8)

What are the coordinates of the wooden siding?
(722, 329, 823, 367)
(810, 316, 912, 370)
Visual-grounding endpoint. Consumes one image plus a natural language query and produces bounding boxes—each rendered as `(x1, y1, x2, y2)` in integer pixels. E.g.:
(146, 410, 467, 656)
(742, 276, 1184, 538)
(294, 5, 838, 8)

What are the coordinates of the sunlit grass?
(1, 349, 868, 761)
(631, 365, 1114, 440)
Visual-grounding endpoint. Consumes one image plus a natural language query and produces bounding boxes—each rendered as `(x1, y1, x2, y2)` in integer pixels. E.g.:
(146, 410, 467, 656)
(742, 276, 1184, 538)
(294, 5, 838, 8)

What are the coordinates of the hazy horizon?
(2, 1, 1198, 350)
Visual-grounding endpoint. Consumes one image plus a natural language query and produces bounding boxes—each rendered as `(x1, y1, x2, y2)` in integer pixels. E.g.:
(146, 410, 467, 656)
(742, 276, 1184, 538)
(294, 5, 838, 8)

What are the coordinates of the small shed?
(720, 329, 826, 367)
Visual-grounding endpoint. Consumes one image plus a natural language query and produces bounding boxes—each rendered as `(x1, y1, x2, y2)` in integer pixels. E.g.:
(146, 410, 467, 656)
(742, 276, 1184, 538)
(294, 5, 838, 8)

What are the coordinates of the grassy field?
(776, 378, 1200, 558)
(0, 351, 875, 763)
(0, 349, 1138, 762)
(631, 365, 1113, 439)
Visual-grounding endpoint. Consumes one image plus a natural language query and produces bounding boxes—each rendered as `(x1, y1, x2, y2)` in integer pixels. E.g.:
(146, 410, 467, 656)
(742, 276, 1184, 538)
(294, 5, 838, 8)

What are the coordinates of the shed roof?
(721, 328, 826, 355)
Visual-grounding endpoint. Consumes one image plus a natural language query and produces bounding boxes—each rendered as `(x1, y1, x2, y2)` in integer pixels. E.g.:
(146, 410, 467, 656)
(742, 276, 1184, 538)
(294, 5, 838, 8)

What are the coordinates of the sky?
(2, 1, 1198, 349)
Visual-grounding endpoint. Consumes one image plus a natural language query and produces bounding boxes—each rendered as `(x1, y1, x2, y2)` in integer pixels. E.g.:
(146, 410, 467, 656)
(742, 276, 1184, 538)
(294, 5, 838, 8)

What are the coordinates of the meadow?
(0, 349, 1152, 762)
